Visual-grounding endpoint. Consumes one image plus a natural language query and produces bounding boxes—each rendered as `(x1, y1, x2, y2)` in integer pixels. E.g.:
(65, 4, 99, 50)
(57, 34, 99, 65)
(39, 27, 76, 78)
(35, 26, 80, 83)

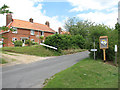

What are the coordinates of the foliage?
(32, 42, 38, 45)
(25, 40, 32, 46)
(0, 58, 8, 64)
(64, 17, 118, 61)
(44, 58, 118, 88)
(0, 4, 12, 14)
(14, 40, 23, 47)
(0, 4, 13, 31)
(44, 34, 85, 50)
(64, 17, 94, 38)
(40, 36, 44, 40)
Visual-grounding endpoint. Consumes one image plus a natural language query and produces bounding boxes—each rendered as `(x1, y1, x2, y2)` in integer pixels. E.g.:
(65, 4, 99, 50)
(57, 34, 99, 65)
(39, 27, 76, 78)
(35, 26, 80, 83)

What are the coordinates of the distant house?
(0, 13, 56, 47)
(58, 27, 70, 35)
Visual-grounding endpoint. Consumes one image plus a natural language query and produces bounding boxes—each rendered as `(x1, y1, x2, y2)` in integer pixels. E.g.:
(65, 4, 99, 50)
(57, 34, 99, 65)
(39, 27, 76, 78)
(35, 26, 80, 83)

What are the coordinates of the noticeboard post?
(99, 36, 108, 62)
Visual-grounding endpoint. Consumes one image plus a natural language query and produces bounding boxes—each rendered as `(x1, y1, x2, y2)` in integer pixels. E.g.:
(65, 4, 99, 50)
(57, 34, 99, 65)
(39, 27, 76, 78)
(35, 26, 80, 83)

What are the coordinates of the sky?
(0, 0, 119, 31)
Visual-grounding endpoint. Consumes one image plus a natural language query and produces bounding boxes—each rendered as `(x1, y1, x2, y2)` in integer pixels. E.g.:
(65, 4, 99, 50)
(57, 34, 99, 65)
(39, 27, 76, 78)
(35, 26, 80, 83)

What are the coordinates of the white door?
(21, 39, 25, 46)
(0, 41, 3, 48)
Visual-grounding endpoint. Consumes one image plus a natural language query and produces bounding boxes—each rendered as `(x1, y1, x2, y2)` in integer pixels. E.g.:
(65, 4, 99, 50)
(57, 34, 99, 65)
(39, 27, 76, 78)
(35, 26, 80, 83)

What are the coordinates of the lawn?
(43, 58, 118, 88)
(1, 45, 86, 57)
(0, 58, 8, 64)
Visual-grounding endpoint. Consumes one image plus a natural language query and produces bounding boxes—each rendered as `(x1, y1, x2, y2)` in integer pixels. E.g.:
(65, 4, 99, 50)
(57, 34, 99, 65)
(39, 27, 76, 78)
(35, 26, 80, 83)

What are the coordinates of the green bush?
(44, 34, 85, 50)
(25, 40, 33, 46)
(14, 40, 23, 47)
(32, 42, 38, 45)
(87, 24, 118, 61)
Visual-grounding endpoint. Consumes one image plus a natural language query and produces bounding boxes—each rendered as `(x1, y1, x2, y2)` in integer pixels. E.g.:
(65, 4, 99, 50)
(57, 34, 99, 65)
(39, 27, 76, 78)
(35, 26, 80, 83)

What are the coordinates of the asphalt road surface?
(2, 51, 89, 88)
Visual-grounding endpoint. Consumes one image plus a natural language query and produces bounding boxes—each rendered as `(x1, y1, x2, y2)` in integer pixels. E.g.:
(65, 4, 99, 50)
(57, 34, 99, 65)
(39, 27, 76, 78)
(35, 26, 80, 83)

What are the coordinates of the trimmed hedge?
(14, 40, 23, 47)
(44, 34, 85, 50)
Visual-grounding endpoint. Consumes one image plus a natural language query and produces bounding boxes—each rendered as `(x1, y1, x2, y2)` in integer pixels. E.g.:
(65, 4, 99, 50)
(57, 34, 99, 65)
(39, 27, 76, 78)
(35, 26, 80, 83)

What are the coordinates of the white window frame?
(12, 37, 17, 44)
(41, 31, 44, 36)
(12, 27, 17, 33)
(31, 30, 35, 35)
(31, 39, 35, 42)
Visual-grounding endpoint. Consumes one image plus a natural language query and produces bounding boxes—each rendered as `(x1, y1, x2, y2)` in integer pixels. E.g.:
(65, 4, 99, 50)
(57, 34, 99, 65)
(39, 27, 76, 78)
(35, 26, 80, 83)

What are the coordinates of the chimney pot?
(29, 18, 33, 23)
(45, 21, 50, 27)
(58, 27, 62, 34)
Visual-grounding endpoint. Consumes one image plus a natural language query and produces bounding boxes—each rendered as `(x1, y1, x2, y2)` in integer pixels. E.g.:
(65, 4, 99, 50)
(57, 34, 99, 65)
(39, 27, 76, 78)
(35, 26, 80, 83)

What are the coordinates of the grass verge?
(43, 58, 118, 88)
(0, 58, 8, 64)
(1, 45, 86, 57)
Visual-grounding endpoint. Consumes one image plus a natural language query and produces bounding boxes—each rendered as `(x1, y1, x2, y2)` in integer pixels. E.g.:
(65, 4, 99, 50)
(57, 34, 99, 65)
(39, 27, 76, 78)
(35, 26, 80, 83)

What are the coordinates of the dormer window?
(41, 31, 44, 36)
(12, 27, 17, 33)
(31, 30, 34, 35)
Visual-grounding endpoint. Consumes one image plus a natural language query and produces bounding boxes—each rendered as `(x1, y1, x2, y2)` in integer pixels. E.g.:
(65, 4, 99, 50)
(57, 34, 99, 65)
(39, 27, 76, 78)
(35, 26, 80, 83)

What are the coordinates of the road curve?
(2, 51, 89, 88)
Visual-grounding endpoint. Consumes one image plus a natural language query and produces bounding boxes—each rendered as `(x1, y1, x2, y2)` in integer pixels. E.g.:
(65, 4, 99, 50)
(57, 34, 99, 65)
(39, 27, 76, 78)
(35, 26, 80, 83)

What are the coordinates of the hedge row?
(44, 34, 85, 50)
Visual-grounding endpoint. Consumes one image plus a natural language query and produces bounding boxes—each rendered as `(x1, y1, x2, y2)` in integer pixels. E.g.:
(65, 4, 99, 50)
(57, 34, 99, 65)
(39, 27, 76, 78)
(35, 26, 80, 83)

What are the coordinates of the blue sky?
(0, 0, 119, 31)
(34, 2, 82, 23)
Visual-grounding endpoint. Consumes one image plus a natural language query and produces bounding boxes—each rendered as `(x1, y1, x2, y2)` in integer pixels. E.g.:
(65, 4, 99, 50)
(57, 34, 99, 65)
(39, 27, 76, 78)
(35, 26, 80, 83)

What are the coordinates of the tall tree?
(0, 4, 13, 31)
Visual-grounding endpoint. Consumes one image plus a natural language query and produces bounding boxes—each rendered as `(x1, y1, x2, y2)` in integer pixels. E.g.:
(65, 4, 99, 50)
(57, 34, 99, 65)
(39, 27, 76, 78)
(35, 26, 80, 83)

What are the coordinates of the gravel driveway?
(1, 52, 55, 66)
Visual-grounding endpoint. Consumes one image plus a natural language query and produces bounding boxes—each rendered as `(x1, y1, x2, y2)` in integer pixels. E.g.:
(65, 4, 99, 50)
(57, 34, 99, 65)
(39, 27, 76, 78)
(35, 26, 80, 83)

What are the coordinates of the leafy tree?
(0, 4, 13, 31)
(0, 4, 12, 14)
(64, 17, 118, 61)
(64, 17, 94, 38)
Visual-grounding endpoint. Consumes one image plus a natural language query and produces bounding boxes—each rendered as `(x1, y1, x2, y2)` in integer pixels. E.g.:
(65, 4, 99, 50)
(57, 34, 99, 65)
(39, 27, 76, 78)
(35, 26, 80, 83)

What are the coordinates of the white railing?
(40, 43, 57, 50)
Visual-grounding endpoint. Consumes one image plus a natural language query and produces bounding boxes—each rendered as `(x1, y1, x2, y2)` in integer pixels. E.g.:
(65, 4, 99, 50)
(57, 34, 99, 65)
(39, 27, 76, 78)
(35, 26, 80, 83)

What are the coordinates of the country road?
(1, 51, 89, 88)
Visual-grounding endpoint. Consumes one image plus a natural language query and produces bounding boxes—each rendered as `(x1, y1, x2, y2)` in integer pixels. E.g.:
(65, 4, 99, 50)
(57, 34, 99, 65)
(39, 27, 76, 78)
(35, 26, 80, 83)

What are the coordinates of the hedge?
(44, 34, 85, 50)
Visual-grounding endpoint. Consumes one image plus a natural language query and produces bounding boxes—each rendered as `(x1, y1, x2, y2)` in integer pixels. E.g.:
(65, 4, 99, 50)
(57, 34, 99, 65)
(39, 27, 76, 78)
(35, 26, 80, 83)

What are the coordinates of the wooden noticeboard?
(99, 36, 108, 62)
(99, 36, 108, 49)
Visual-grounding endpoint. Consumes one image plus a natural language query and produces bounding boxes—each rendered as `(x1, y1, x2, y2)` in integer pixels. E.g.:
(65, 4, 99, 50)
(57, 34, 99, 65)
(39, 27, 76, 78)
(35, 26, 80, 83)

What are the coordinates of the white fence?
(40, 43, 57, 50)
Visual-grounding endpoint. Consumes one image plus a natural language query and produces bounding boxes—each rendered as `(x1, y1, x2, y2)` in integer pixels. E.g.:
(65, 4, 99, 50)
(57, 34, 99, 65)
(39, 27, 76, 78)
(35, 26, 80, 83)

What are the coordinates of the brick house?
(0, 13, 56, 47)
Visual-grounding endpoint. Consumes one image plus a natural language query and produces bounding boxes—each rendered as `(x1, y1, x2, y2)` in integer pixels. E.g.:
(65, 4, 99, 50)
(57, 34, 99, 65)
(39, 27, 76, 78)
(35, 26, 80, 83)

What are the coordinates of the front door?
(21, 39, 25, 46)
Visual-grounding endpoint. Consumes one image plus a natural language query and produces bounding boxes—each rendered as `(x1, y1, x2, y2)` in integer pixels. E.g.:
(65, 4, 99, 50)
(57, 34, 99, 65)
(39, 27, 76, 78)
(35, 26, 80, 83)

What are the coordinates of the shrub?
(14, 40, 23, 47)
(87, 24, 118, 61)
(44, 34, 85, 50)
(25, 40, 33, 46)
(32, 42, 38, 45)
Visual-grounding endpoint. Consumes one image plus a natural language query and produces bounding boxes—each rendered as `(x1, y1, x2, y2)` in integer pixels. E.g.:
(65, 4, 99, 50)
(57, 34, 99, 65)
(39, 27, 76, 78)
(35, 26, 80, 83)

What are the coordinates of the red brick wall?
(3, 28, 54, 47)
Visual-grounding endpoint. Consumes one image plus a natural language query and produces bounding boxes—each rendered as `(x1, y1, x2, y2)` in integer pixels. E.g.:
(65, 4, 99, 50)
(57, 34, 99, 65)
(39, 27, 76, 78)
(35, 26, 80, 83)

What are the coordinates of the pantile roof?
(1, 19, 56, 34)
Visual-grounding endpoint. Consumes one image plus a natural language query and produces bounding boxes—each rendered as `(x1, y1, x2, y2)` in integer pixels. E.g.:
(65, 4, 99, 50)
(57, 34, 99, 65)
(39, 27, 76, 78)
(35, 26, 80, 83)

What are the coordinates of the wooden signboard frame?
(99, 36, 108, 62)
(99, 36, 108, 49)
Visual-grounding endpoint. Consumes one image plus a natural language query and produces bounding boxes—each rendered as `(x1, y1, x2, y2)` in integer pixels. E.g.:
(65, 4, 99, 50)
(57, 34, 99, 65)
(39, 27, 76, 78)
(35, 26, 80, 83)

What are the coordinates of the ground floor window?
(31, 39, 35, 42)
(12, 38, 17, 44)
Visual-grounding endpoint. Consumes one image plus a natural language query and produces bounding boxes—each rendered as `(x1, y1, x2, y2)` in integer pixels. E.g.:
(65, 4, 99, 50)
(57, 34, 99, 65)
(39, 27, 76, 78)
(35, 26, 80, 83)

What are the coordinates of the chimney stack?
(6, 13, 12, 26)
(45, 21, 50, 27)
(58, 27, 62, 34)
(29, 18, 33, 23)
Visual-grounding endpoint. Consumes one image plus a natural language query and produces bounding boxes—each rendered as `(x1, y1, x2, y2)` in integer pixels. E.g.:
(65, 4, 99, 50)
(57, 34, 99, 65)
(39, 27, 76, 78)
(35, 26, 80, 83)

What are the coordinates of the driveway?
(1, 51, 89, 88)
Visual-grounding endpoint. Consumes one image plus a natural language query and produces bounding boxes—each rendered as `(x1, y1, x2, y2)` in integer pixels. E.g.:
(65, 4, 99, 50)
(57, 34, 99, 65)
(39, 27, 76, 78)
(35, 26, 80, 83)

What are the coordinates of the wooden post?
(115, 52, 117, 66)
(103, 49, 106, 62)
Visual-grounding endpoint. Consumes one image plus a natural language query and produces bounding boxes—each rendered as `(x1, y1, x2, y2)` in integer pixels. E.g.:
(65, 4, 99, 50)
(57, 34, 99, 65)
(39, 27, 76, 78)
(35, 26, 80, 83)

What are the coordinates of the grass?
(1, 45, 86, 57)
(44, 58, 118, 88)
(2, 45, 61, 57)
(0, 58, 8, 64)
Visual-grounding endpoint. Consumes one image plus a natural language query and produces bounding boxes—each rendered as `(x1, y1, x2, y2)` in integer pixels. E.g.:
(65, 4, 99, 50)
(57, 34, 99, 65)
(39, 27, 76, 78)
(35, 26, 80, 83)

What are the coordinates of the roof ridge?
(11, 19, 56, 32)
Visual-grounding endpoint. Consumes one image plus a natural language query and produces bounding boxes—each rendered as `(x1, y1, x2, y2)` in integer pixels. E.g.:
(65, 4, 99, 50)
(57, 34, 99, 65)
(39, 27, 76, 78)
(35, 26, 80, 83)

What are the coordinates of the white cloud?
(68, 0, 118, 12)
(0, 0, 63, 31)
(67, 0, 118, 28)
(77, 11, 117, 28)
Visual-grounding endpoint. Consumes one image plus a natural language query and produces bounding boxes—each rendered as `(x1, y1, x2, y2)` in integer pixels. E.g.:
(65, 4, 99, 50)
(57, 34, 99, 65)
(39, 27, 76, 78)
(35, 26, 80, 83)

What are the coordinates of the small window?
(31, 39, 35, 42)
(31, 30, 34, 35)
(12, 38, 17, 44)
(12, 28, 17, 33)
(41, 31, 44, 36)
